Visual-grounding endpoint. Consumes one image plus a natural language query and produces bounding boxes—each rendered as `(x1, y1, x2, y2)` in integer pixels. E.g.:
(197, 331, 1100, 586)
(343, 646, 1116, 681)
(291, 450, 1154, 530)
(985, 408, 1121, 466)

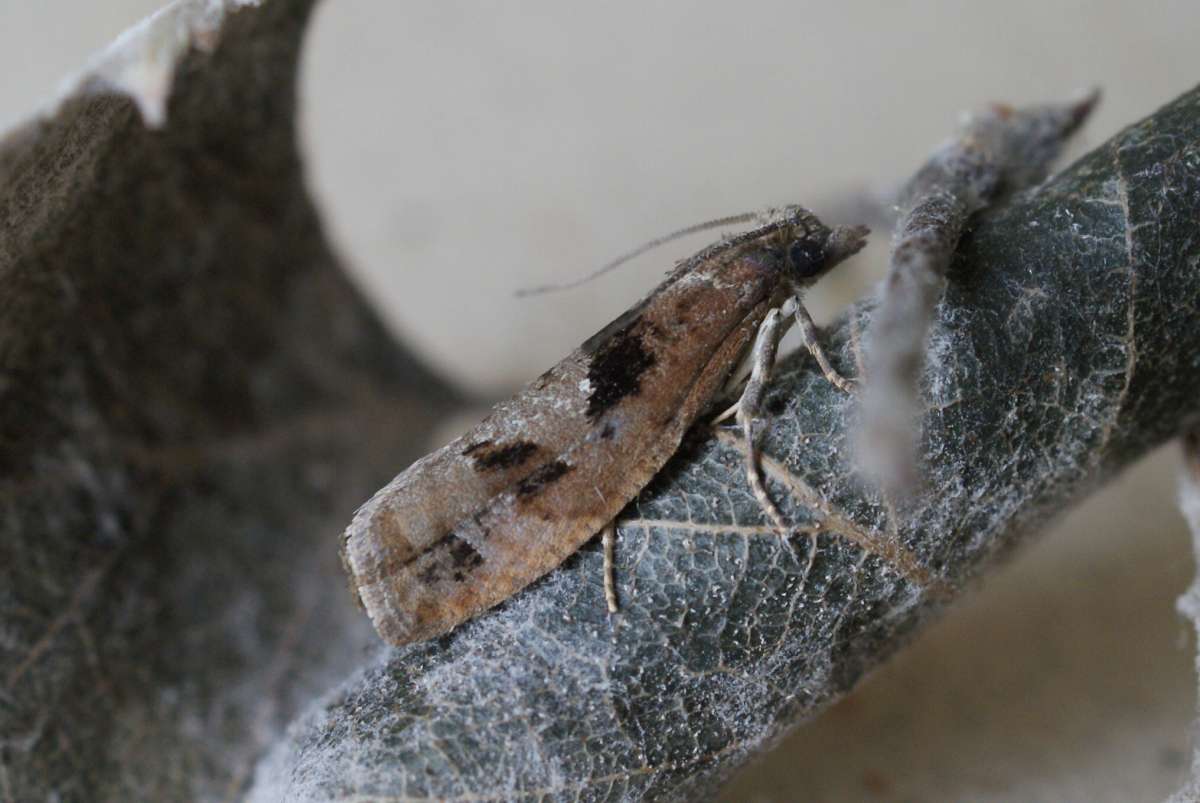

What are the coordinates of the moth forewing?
(341, 207, 866, 646)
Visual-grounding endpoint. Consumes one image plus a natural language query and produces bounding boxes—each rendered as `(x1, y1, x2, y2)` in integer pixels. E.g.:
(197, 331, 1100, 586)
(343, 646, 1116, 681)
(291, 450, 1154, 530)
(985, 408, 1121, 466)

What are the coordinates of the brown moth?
(341, 206, 868, 645)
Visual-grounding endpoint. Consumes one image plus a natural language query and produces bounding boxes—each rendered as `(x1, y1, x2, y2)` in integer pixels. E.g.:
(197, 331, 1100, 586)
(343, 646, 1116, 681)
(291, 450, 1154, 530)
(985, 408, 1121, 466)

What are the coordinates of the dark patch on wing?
(467, 440, 540, 471)
(415, 561, 441, 584)
(461, 440, 491, 456)
(415, 534, 485, 584)
(581, 297, 651, 354)
(599, 423, 616, 440)
(447, 535, 484, 570)
(585, 322, 656, 420)
(515, 460, 573, 498)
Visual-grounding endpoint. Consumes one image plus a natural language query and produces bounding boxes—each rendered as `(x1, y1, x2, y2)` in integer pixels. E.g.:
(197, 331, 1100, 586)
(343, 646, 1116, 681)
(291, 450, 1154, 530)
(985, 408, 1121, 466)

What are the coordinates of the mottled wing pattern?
(342, 226, 796, 645)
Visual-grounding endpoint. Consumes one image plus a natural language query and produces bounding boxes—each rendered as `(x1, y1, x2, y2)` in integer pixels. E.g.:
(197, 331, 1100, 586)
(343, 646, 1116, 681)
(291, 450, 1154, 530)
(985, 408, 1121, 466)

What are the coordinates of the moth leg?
(710, 344, 758, 425)
(601, 520, 619, 613)
(792, 298, 858, 394)
(710, 397, 740, 426)
(736, 307, 795, 542)
(713, 298, 799, 426)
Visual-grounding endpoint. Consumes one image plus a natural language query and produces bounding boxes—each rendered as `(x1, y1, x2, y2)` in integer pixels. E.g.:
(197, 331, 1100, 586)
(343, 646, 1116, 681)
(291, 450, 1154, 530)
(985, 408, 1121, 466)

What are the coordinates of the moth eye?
(787, 239, 827, 279)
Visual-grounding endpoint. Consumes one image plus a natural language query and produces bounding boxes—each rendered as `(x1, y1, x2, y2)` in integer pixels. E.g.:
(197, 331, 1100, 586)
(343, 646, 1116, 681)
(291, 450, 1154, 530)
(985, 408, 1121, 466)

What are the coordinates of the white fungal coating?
(860, 91, 1100, 496)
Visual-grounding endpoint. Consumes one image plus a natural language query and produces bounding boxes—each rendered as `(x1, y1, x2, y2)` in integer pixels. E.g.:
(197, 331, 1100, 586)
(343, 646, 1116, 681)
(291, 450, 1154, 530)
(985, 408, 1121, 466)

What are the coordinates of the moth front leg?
(713, 294, 856, 426)
(792, 297, 858, 394)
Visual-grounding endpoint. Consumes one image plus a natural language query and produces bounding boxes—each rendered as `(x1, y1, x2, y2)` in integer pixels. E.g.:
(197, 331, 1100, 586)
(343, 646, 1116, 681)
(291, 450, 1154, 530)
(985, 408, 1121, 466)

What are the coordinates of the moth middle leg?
(732, 304, 796, 541)
(720, 296, 857, 543)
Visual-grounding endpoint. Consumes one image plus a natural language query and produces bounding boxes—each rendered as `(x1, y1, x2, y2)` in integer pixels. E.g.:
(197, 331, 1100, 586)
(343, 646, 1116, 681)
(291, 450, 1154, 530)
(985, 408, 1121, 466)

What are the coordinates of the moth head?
(780, 214, 870, 287)
(784, 235, 830, 283)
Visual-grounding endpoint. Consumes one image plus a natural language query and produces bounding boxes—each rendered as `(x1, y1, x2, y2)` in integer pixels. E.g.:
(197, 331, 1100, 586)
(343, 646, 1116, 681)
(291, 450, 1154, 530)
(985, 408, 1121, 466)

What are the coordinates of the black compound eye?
(787, 238, 827, 279)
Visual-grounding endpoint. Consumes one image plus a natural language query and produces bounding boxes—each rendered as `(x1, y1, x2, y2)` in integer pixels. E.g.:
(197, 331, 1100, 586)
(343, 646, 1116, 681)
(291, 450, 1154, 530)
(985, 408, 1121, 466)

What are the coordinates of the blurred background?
(2, 2, 1198, 800)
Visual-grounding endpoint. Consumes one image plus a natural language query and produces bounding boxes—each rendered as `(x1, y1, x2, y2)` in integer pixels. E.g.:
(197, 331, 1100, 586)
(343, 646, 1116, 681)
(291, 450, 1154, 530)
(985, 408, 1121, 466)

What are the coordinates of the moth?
(341, 206, 869, 645)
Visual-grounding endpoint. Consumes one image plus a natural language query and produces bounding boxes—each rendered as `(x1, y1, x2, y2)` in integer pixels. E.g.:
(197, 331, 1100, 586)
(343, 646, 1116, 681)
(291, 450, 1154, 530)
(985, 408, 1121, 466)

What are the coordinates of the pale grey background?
(3, 2, 1198, 800)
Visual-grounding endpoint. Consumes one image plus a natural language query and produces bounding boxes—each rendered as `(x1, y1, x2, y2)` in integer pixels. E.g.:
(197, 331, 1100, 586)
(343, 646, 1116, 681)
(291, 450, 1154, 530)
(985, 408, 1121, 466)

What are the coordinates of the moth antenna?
(515, 211, 760, 297)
